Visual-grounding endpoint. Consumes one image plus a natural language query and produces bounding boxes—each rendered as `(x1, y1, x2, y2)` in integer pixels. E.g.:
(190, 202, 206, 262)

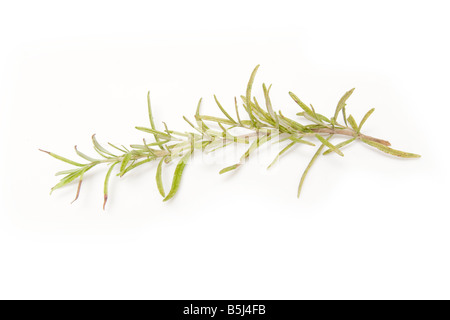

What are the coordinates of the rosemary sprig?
(41, 65, 420, 209)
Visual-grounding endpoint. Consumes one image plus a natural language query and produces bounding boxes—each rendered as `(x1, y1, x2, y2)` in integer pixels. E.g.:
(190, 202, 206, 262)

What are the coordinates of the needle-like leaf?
(334, 88, 355, 121)
(119, 153, 132, 176)
(289, 92, 315, 118)
(214, 95, 236, 124)
(163, 151, 192, 201)
(219, 163, 241, 174)
(119, 158, 153, 176)
(39, 149, 85, 167)
(267, 141, 296, 169)
(51, 170, 85, 194)
(289, 136, 315, 146)
(361, 139, 421, 158)
(323, 138, 356, 155)
(55, 168, 80, 176)
(108, 142, 128, 153)
(156, 156, 166, 198)
(358, 108, 375, 132)
(74, 146, 98, 162)
(347, 115, 358, 132)
(298, 136, 333, 198)
(135, 126, 171, 139)
(194, 98, 210, 132)
(263, 83, 278, 128)
(103, 161, 119, 210)
(147, 91, 164, 150)
(314, 134, 344, 157)
(245, 65, 260, 126)
(92, 134, 116, 158)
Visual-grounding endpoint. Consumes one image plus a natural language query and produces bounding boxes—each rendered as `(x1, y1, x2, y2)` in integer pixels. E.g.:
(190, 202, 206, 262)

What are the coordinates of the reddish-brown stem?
(312, 128, 391, 146)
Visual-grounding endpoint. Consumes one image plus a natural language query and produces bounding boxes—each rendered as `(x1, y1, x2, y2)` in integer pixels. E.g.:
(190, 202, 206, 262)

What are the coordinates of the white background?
(0, 0, 449, 299)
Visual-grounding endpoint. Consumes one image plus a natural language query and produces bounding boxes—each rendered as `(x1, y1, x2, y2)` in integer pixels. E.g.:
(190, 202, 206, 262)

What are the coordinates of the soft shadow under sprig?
(40, 65, 420, 209)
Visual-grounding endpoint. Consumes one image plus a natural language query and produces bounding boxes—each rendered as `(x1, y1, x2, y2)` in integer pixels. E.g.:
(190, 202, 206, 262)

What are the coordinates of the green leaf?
(51, 163, 95, 194)
(246, 65, 260, 126)
(130, 139, 169, 149)
(246, 66, 259, 99)
(300, 111, 324, 126)
(358, 108, 375, 132)
(334, 88, 355, 121)
(162, 122, 171, 135)
(323, 138, 356, 155)
(206, 141, 232, 153)
(218, 122, 227, 134)
(183, 116, 204, 135)
(39, 149, 85, 167)
(156, 156, 166, 198)
(163, 151, 193, 201)
(242, 95, 266, 126)
(276, 114, 296, 133)
(213, 95, 236, 124)
(197, 115, 236, 126)
(147, 91, 164, 150)
(55, 168, 80, 176)
(219, 134, 273, 174)
(107, 142, 127, 153)
(129, 144, 148, 150)
(267, 141, 296, 169)
(103, 161, 119, 210)
(119, 153, 132, 175)
(289, 136, 316, 146)
(189, 134, 196, 154)
(289, 92, 315, 118)
(74, 146, 97, 162)
(240, 134, 272, 163)
(314, 113, 331, 123)
(279, 111, 307, 131)
(298, 135, 333, 198)
(92, 134, 116, 158)
(51, 170, 85, 193)
(263, 83, 279, 128)
(194, 98, 210, 131)
(342, 106, 348, 127)
(361, 139, 421, 158)
(310, 104, 317, 117)
(252, 97, 275, 125)
(135, 126, 171, 139)
(219, 163, 241, 174)
(314, 134, 344, 157)
(119, 158, 153, 176)
(347, 115, 358, 131)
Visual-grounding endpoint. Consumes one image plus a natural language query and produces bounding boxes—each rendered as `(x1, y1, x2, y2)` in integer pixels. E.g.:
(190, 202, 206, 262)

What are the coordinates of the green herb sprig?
(40, 65, 420, 209)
